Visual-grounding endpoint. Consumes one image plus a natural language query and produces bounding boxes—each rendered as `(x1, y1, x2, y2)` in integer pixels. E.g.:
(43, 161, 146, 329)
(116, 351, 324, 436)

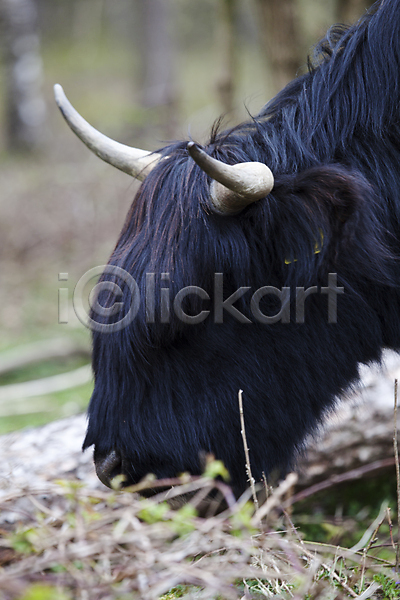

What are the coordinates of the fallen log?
(0, 338, 90, 376)
(0, 365, 92, 405)
(296, 350, 400, 487)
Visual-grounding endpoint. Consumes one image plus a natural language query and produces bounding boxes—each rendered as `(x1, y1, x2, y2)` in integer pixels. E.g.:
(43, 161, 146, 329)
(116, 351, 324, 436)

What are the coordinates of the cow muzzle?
(93, 450, 174, 498)
(94, 449, 128, 488)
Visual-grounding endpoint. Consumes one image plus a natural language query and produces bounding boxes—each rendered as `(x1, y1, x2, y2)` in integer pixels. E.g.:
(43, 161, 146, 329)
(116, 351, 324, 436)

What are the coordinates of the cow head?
(54, 1, 399, 495)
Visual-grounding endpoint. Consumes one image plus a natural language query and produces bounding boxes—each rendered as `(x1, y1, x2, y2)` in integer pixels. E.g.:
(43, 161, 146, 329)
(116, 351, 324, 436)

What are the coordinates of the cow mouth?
(94, 449, 129, 488)
(93, 449, 160, 493)
(93, 449, 233, 514)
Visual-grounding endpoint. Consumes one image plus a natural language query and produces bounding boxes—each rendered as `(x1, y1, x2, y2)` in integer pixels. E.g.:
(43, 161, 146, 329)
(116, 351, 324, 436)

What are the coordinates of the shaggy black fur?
(84, 0, 400, 496)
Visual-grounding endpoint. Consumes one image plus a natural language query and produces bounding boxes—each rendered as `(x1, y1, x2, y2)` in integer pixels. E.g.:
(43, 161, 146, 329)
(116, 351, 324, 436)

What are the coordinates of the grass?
(0, 333, 92, 434)
(293, 471, 398, 550)
(1, 10, 399, 598)
(374, 573, 400, 599)
(0, 381, 93, 435)
(0, 335, 398, 596)
(1, 469, 399, 600)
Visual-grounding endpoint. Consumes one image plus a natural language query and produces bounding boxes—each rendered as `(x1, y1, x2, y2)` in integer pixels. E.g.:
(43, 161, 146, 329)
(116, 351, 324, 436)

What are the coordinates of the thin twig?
(393, 379, 400, 569)
(282, 508, 303, 544)
(123, 474, 237, 509)
(302, 541, 394, 567)
(286, 538, 358, 598)
(262, 471, 269, 500)
(387, 507, 395, 550)
(252, 473, 298, 524)
(238, 389, 258, 509)
(357, 503, 387, 593)
(365, 510, 387, 554)
(280, 526, 358, 598)
(320, 561, 358, 598)
(286, 458, 395, 506)
(351, 501, 388, 553)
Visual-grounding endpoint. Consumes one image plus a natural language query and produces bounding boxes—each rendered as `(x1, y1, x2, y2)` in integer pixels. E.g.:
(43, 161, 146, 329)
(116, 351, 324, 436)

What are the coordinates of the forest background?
(0, 0, 374, 430)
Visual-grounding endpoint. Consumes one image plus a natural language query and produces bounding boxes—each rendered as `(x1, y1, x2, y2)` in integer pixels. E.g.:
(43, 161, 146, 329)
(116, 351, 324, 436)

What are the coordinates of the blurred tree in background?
(253, 0, 302, 91)
(0, 0, 377, 429)
(337, 0, 373, 22)
(140, 0, 178, 138)
(0, 0, 378, 152)
(0, 0, 46, 151)
(215, 0, 239, 116)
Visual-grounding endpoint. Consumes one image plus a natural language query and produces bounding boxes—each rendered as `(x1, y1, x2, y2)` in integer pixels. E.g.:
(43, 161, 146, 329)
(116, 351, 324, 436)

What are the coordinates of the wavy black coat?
(84, 0, 400, 496)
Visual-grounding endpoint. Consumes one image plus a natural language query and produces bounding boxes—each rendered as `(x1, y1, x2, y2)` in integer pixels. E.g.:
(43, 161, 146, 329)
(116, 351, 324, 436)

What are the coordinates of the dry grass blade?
(252, 472, 298, 524)
(320, 560, 358, 598)
(238, 389, 258, 510)
(357, 502, 388, 594)
(0, 468, 396, 599)
(351, 501, 388, 553)
(356, 581, 381, 600)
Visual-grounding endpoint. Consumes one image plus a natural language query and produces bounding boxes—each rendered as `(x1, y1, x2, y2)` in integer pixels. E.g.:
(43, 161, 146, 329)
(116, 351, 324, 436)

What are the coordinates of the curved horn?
(54, 84, 162, 181)
(187, 142, 274, 215)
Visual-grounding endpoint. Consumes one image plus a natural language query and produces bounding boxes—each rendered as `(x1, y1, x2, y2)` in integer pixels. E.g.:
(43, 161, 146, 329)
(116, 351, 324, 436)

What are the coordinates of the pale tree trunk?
(253, 0, 303, 94)
(215, 0, 239, 117)
(140, 0, 177, 139)
(1, 0, 46, 152)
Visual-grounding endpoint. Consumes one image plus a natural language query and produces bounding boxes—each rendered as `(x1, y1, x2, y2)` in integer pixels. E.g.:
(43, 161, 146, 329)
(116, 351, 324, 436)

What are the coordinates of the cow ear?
(283, 164, 372, 227)
(285, 164, 393, 284)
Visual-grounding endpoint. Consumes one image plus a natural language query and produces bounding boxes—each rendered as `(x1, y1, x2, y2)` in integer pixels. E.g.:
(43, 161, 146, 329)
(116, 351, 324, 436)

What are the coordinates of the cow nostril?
(94, 450, 123, 488)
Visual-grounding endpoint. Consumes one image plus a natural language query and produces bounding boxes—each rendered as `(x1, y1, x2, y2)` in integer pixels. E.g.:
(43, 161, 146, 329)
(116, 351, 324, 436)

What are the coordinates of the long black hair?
(84, 0, 400, 495)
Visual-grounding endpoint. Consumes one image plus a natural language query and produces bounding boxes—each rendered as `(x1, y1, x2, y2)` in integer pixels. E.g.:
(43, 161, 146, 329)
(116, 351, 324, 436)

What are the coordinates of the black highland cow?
(56, 0, 400, 497)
